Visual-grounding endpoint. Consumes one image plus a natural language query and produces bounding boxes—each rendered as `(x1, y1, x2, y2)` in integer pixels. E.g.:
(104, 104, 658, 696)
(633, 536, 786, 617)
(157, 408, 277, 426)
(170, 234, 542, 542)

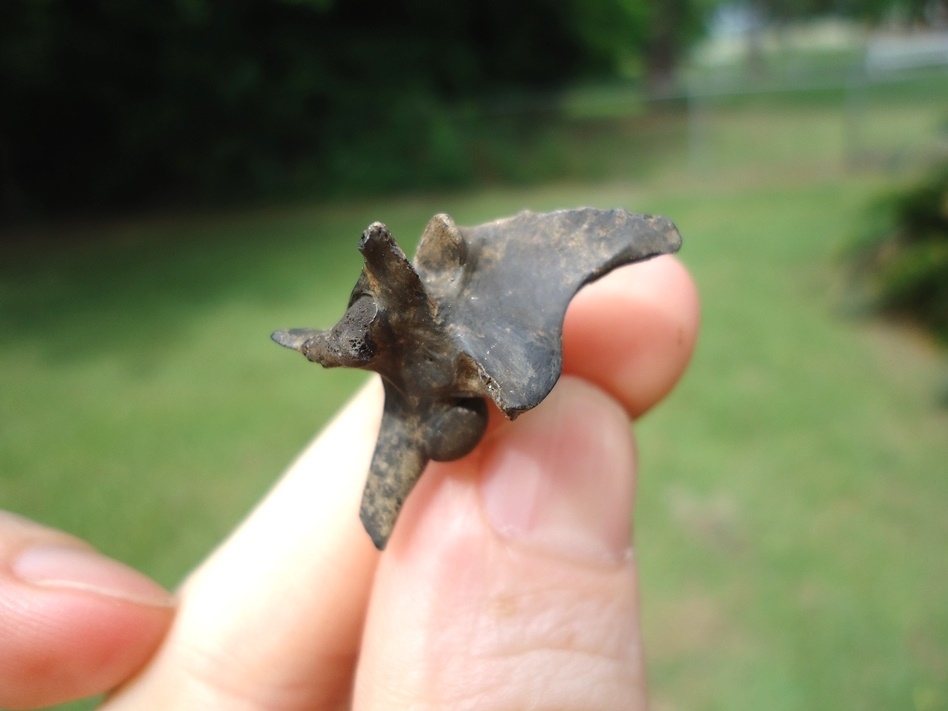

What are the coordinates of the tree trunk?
(645, 0, 687, 98)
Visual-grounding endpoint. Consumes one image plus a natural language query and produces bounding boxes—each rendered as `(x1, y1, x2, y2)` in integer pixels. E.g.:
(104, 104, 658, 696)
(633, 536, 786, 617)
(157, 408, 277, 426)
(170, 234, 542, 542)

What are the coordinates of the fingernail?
(481, 378, 635, 564)
(13, 544, 175, 607)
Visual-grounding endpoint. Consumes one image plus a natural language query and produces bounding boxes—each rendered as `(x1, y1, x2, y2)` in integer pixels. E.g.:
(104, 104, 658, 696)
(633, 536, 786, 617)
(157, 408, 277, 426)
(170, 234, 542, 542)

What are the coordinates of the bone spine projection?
(273, 208, 682, 549)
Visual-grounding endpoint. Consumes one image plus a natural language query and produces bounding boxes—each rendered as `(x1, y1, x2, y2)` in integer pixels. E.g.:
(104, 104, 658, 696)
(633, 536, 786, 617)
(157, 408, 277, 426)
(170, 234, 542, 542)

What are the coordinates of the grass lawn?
(2, 93, 947, 710)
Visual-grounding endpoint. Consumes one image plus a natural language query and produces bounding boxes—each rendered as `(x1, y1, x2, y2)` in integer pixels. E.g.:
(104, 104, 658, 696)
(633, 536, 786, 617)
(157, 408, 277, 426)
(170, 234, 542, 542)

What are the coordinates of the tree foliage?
(847, 162, 948, 343)
(0, 0, 669, 217)
(752, 0, 941, 23)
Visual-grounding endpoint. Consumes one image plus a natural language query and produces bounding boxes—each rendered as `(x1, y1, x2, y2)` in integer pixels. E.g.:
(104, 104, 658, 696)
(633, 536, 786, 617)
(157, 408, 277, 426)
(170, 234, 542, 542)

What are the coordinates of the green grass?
(636, 181, 948, 711)
(2, 91, 948, 710)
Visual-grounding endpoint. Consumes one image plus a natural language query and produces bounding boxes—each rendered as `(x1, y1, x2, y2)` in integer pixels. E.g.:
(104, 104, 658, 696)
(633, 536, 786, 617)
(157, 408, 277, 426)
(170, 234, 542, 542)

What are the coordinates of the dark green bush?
(847, 162, 948, 342)
(0, 0, 655, 218)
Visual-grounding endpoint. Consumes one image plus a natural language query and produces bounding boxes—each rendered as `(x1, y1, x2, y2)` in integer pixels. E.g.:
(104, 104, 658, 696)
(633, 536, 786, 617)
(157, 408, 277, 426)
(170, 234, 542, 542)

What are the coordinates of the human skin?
(0, 255, 699, 711)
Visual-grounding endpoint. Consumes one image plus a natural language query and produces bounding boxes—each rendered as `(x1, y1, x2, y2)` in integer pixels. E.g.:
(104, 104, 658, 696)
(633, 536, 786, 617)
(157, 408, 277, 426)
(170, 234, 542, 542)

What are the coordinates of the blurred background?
(1, 1, 947, 709)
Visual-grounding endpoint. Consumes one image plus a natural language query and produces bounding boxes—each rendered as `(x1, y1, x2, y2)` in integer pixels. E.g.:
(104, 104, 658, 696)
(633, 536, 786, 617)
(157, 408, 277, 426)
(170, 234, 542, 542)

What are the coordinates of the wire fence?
(464, 31, 948, 184)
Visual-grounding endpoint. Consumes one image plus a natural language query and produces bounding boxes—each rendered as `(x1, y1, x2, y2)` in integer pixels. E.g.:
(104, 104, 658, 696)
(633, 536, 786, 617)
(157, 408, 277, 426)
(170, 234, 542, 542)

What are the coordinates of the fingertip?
(480, 377, 637, 563)
(0, 515, 174, 709)
(12, 544, 174, 607)
(564, 255, 700, 418)
(0, 585, 173, 709)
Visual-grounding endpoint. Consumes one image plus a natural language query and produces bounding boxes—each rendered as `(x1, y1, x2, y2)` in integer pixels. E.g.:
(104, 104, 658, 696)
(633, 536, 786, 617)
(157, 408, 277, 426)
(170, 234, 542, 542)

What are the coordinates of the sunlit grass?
(636, 181, 948, 711)
(2, 92, 947, 710)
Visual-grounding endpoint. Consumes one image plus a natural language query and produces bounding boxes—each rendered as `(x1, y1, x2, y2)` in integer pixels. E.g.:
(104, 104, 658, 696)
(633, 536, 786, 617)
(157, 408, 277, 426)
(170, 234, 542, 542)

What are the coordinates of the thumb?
(0, 512, 174, 710)
(354, 377, 646, 710)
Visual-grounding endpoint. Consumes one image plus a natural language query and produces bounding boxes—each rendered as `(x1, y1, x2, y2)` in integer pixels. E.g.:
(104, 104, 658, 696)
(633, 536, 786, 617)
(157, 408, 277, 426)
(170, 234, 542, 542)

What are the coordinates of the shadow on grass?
(0, 210, 370, 364)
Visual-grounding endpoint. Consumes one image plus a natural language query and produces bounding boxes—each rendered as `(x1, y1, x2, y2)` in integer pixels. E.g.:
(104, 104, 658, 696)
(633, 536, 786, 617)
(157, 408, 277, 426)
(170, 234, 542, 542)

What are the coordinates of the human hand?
(0, 255, 699, 710)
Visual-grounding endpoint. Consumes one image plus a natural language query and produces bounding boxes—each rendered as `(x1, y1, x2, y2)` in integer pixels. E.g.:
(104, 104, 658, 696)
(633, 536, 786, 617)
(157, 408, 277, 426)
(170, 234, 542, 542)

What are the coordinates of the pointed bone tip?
(360, 509, 392, 550)
(271, 329, 292, 347)
(271, 329, 312, 352)
(368, 528, 389, 550)
(428, 212, 455, 228)
(641, 214, 683, 255)
(417, 212, 468, 272)
(420, 213, 458, 245)
(664, 224, 683, 254)
(359, 221, 394, 253)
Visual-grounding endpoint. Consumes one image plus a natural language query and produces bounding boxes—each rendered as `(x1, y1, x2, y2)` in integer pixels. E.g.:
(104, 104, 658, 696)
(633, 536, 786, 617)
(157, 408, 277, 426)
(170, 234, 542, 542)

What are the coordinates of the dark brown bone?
(273, 208, 682, 549)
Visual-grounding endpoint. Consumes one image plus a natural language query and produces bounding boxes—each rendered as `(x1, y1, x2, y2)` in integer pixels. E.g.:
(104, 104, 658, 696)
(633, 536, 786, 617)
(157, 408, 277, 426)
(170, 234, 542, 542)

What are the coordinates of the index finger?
(106, 380, 385, 710)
